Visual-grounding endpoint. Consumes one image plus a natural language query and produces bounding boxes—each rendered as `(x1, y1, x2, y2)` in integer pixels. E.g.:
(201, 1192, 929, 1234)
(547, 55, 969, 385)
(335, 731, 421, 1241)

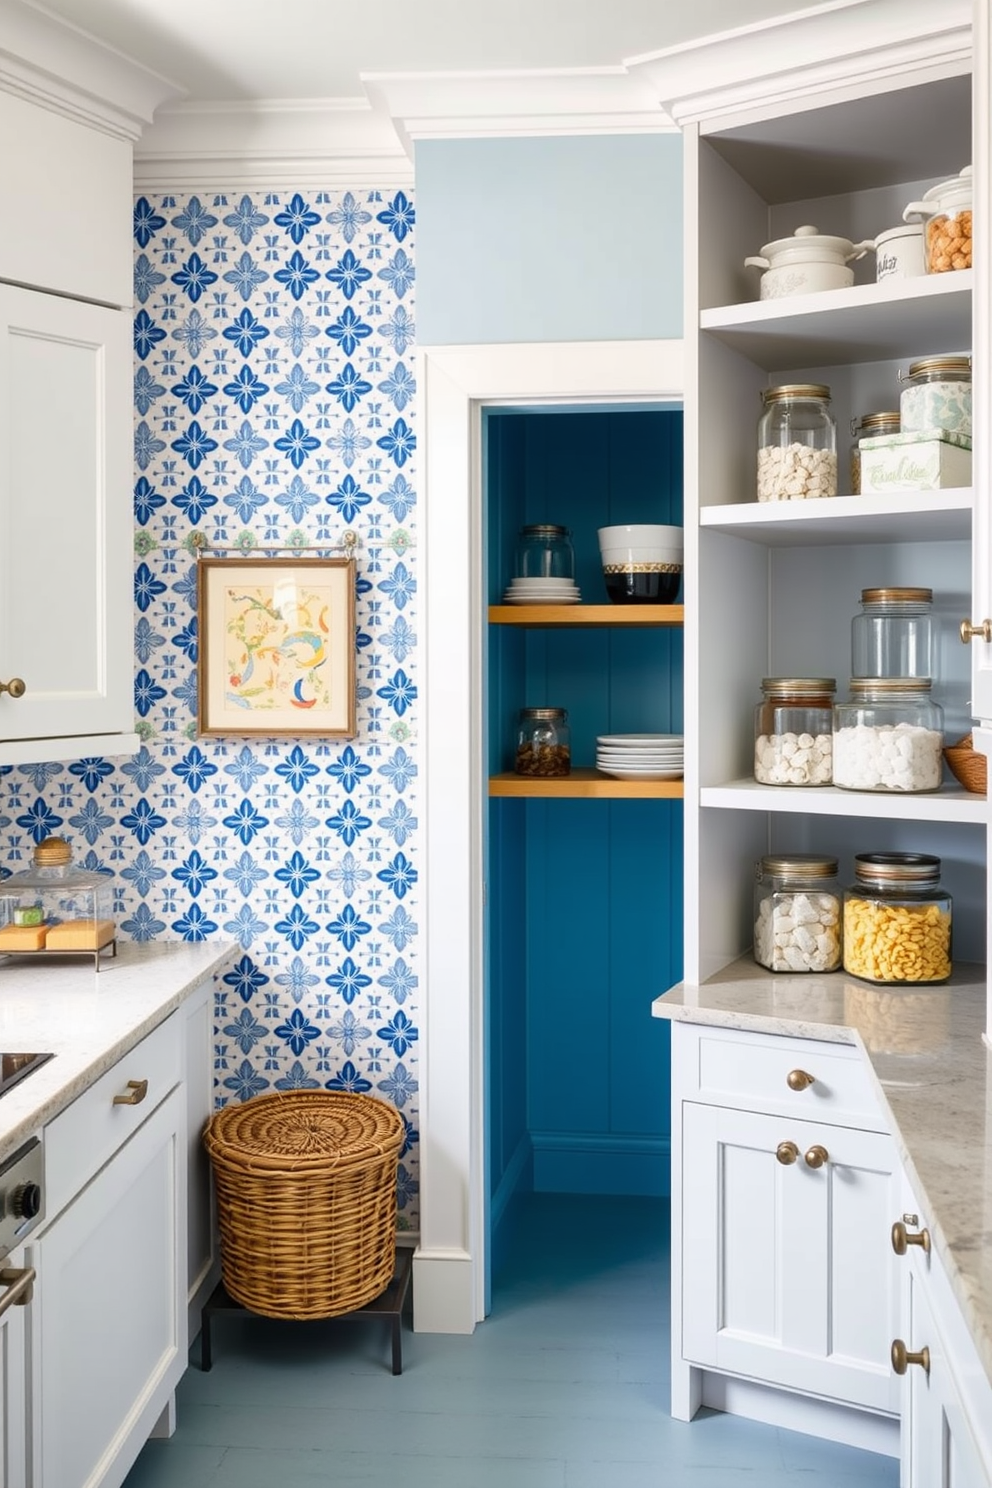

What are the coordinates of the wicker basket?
(203, 1090, 404, 1320)
(943, 733, 987, 795)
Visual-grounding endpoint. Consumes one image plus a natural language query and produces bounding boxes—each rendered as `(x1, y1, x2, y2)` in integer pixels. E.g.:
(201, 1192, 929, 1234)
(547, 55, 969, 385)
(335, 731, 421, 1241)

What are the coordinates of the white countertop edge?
(0, 941, 237, 1164)
(653, 961, 992, 1396)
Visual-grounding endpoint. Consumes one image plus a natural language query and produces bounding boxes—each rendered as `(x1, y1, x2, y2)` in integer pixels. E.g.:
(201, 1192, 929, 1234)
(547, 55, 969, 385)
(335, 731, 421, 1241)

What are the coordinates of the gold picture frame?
(197, 557, 357, 737)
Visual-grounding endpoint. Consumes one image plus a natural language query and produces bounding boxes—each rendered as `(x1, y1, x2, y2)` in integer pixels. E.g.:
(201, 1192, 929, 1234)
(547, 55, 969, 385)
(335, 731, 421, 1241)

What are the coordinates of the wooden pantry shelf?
(489, 769, 684, 799)
(489, 604, 684, 627)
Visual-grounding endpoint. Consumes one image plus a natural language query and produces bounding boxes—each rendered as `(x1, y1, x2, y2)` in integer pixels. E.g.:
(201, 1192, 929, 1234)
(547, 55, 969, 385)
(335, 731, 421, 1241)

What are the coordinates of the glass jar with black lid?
(843, 852, 951, 984)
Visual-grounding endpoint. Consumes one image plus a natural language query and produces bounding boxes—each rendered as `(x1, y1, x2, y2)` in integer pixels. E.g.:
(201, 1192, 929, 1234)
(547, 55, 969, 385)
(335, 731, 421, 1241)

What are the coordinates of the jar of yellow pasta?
(843, 852, 951, 985)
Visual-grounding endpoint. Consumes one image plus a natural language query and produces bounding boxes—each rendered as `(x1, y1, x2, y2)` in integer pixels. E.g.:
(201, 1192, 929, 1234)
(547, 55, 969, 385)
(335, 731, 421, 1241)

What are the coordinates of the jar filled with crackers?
(515, 707, 571, 778)
(842, 852, 951, 985)
(903, 166, 972, 274)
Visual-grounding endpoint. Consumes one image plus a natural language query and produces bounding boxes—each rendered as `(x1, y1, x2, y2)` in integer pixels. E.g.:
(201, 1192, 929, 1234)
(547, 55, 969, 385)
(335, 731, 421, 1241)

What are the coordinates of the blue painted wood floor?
(124, 1194, 900, 1487)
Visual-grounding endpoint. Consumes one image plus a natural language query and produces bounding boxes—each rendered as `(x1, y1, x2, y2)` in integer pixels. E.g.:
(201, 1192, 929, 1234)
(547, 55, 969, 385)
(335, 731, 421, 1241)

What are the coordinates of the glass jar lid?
(851, 412, 900, 437)
(853, 851, 941, 887)
(848, 677, 932, 697)
(761, 384, 832, 404)
(901, 356, 971, 382)
(859, 587, 933, 605)
(520, 524, 569, 538)
(758, 854, 838, 880)
(519, 706, 566, 720)
(761, 677, 836, 696)
(2, 836, 109, 890)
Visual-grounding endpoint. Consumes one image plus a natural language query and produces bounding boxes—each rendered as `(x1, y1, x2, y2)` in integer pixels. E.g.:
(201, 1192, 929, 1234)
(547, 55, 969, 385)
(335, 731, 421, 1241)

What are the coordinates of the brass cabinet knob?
(960, 618, 992, 644)
(804, 1144, 829, 1169)
(776, 1140, 799, 1165)
(891, 1219, 931, 1256)
(0, 678, 25, 699)
(891, 1338, 930, 1377)
(113, 1078, 149, 1107)
(786, 1069, 815, 1091)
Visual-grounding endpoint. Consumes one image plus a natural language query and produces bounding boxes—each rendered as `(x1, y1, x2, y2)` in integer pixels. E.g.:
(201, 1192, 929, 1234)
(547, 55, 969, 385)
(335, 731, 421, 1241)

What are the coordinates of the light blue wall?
(415, 135, 683, 345)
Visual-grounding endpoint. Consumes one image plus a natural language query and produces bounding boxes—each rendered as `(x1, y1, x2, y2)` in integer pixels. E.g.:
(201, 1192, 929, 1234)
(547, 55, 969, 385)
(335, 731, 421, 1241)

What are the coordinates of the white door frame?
(414, 338, 685, 1333)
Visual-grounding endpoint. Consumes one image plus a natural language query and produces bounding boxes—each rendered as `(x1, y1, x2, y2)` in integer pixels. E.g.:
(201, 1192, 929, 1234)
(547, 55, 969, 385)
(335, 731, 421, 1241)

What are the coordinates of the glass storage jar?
(514, 524, 575, 581)
(843, 852, 951, 985)
(753, 854, 842, 973)
(757, 384, 837, 501)
(902, 165, 972, 274)
(832, 679, 944, 792)
(849, 412, 900, 494)
(898, 356, 971, 438)
(850, 587, 933, 680)
(514, 707, 571, 777)
(754, 678, 835, 786)
(0, 836, 116, 969)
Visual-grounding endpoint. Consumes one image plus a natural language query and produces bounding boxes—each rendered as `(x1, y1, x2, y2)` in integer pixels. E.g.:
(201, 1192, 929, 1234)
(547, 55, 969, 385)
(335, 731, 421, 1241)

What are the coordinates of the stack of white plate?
(595, 733, 684, 780)
(503, 576, 581, 605)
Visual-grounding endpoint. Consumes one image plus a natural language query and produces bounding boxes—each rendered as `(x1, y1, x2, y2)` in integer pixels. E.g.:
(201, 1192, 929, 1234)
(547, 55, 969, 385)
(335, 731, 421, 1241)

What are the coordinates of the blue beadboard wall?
(0, 187, 422, 1228)
(486, 408, 683, 1224)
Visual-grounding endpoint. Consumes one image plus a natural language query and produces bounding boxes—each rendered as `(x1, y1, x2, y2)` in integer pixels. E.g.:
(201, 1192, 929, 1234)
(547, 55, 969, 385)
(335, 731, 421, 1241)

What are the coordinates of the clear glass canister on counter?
(514, 707, 571, 777)
(850, 587, 933, 680)
(843, 852, 951, 984)
(757, 384, 837, 502)
(899, 356, 971, 438)
(514, 524, 575, 581)
(754, 677, 835, 785)
(754, 854, 842, 973)
(832, 679, 943, 792)
(850, 412, 900, 494)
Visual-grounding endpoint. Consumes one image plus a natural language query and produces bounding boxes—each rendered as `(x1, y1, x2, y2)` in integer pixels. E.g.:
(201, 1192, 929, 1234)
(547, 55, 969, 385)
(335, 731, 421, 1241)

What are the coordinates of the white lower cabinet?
(0, 1249, 32, 1488)
(29, 1015, 187, 1488)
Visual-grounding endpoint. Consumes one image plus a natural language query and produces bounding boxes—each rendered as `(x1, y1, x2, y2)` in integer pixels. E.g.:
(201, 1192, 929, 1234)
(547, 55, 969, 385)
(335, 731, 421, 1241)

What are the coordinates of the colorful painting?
(198, 558, 356, 736)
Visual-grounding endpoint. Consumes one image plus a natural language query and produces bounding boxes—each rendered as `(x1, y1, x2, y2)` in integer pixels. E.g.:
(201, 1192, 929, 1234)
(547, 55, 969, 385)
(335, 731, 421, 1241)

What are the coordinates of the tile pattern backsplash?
(0, 188, 420, 1225)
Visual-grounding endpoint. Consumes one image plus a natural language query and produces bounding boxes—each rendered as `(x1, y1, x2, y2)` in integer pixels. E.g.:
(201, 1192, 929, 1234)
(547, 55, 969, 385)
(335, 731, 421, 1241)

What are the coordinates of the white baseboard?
(413, 1247, 477, 1334)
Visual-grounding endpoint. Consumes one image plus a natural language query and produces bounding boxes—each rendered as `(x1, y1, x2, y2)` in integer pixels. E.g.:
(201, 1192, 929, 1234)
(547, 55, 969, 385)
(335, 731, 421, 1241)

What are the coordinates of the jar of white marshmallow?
(757, 383, 838, 501)
(754, 677, 835, 785)
(832, 678, 944, 792)
(753, 854, 842, 974)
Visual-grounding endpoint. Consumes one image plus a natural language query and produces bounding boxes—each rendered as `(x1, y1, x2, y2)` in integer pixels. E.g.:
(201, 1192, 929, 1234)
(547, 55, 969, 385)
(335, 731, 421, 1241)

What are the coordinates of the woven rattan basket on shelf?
(943, 733, 988, 795)
(203, 1090, 404, 1320)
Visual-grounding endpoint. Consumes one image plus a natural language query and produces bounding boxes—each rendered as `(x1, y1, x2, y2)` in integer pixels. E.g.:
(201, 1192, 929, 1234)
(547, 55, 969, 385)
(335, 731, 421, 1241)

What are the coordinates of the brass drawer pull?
(960, 618, 992, 644)
(892, 1219, 931, 1256)
(891, 1338, 930, 1376)
(804, 1144, 829, 1169)
(786, 1069, 815, 1091)
(113, 1078, 148, 1107)
(0, 1266, 35, 1317)
(776, 1140, 799, 1165)
(0, 678, 25, 699)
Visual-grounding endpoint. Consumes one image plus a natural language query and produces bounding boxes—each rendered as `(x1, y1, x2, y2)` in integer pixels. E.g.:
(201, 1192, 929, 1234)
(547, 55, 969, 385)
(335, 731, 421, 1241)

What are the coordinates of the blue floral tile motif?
(0, 188, 419, 1228)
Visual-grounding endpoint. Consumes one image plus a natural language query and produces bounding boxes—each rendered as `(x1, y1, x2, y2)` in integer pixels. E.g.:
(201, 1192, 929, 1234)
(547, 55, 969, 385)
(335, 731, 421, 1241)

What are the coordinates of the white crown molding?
(363, 66, 675, 151)
(626, 0, 972, 128)
(0, 0, 183, 140)
(133, 97, 413, 189)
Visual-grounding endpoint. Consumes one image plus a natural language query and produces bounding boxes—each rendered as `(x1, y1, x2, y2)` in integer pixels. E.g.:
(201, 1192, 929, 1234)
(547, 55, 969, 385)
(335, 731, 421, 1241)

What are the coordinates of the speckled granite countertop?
(0, 941, 234, 1165)
(653, 960, 992, 1392)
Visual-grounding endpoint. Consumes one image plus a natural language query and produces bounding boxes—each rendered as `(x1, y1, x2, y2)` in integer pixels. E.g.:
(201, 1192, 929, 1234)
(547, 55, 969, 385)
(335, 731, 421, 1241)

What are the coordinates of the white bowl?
(598, 524, 683, 550)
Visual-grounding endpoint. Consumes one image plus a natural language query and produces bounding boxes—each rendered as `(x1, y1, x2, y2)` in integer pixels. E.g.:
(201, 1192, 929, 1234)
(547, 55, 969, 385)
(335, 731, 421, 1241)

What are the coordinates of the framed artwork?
(197, 557, 356, 737)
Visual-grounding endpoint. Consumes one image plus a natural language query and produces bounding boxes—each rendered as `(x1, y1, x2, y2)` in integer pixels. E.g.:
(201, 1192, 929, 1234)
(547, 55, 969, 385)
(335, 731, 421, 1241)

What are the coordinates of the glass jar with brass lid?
(514, 707, 571, 777)
(514, 524, 575, 581)
(899, 355, 971, 438)
(843, 852, 951, 985)
(850, 412, 900, 494)
(754, 854, 842, 973)
(850, 587, 933, 681)
(754, 677, 835, 786)
(756, 384, 837, 502)
(832, 678, 943, 792)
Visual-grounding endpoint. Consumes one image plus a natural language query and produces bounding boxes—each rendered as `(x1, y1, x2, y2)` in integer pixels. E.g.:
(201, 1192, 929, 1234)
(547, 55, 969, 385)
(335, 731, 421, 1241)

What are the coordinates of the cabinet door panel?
(682, 1102, 900, 1412)
(904, 1267, 991, 1488)
(31, 1089, 185, 1488)
(0, 1251, 30, 1488)
(0, 284, 131, 747)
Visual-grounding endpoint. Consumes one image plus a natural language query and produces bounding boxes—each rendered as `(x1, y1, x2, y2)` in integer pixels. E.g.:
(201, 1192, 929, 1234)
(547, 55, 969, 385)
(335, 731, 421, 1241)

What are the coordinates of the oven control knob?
(11, 1183, 41, 1220)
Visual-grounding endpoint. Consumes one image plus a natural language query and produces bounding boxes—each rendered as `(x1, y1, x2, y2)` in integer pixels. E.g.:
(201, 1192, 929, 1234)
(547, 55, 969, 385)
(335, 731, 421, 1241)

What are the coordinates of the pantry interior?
(482, 404, 684, 1284)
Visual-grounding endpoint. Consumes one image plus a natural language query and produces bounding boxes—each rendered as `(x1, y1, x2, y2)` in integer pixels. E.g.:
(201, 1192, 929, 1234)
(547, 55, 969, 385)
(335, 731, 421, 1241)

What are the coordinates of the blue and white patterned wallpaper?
(0, 187, 421, 1226)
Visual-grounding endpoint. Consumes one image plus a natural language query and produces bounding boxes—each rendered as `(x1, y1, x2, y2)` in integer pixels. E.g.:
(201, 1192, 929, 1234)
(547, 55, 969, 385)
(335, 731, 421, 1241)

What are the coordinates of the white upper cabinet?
(968, 0, 992, 722)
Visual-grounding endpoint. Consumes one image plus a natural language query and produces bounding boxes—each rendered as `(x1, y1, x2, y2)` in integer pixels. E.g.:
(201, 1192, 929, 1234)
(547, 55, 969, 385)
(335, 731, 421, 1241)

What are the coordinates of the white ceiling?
(35, 0, 840, 105)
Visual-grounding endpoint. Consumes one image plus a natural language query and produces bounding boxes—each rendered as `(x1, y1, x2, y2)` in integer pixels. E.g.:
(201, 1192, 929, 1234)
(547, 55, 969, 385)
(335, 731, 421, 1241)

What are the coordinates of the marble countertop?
(0, 941, 235, 1165)
(653, 960, 992, 1393)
